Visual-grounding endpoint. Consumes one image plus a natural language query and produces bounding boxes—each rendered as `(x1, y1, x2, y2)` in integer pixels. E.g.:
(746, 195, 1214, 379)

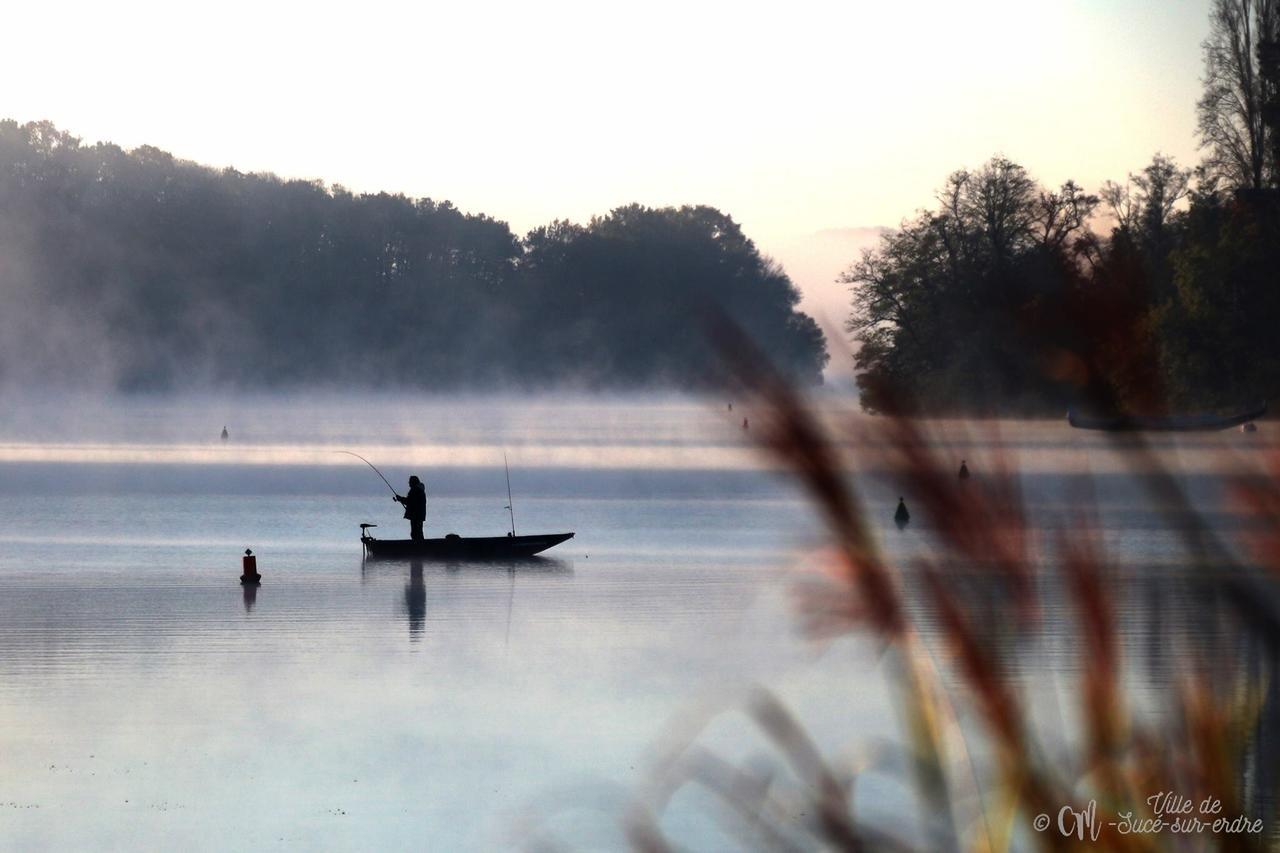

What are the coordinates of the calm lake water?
(0, 394, 1275, 850)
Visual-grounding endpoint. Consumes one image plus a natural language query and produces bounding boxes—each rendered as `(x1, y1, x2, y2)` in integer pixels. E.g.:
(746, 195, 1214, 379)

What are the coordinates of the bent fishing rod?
(337, 450, 400, 498)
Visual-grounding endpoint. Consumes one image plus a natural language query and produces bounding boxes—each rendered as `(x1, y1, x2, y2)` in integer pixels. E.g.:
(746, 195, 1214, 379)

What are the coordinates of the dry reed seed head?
(790, 576, 869, 642)
(712, 315, 1276, 853)
(919, 563, 1025, 753)
(870, 413, 1040, 624)
(728, 366, 909, 640)
(1229, 457, 1280, 578)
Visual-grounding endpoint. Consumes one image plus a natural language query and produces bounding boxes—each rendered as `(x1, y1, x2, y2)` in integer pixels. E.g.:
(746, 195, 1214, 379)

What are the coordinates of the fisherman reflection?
(394, 475, 427, 541)
(405, 558, 426, 641)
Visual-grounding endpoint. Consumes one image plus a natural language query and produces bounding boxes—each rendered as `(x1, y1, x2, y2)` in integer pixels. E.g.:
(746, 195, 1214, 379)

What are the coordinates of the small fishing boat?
(346, 452, 572, 560)
(1067, 401, 1267, 432)
(361, 528, 574, 559)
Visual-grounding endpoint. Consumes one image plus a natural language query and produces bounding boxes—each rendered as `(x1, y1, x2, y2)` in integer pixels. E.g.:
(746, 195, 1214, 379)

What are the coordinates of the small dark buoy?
(894, 497, 910, 529)
(958, 460, 970, 480)
(221, 426, 229, 441)
(742, 417, 749, 430)
(728, 402, 733, 411)
(240, 548, 261, 585)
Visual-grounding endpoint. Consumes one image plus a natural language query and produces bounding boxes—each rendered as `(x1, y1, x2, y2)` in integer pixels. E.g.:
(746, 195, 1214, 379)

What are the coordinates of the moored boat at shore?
(1067, 401, 1267, 432)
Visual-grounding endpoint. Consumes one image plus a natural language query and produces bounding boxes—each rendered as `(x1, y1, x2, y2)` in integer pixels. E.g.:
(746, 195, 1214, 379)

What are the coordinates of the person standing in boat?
(395, 475, 427, 541)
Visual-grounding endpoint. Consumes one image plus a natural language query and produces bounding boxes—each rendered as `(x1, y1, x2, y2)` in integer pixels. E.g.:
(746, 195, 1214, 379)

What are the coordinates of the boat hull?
(361, 532, 574, 560)
(1068, 401, 1267, 432)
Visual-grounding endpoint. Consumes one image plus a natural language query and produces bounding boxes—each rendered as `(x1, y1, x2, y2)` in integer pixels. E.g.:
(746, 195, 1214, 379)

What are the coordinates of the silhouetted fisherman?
(221, 425, 229, 441)
(395, 475, 427, 541)
(894, 497, 910, 529)
(958, 460, 970, 479)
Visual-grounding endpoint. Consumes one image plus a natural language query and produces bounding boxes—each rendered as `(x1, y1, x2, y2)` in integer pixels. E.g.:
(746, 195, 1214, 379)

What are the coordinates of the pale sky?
(3, 0, 1214, 358)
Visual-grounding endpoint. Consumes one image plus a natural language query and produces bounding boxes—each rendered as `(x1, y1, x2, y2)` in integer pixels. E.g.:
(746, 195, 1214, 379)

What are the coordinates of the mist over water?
(0, 392, 1274, 849)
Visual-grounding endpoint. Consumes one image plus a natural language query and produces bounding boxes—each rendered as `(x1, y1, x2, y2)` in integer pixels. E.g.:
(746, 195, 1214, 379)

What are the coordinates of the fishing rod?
(337, 450, 399, 498)
(503, 451, 516, 536)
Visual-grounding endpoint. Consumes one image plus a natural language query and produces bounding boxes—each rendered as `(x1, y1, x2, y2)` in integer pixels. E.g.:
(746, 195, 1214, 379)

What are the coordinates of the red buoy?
(240, 548, 261, 585)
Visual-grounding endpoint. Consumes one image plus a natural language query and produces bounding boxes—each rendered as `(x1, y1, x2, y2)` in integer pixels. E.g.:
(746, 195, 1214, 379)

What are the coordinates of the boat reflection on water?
(360, 554, 574, 579)
(360, 555, 574, 642)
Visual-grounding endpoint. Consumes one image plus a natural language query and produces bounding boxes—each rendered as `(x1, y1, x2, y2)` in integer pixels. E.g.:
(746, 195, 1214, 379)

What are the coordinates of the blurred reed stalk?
(520, 317, 1280, 851)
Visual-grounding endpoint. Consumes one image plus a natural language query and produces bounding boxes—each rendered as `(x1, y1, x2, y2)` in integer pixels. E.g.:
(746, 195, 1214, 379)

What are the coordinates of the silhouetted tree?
(1198, 0, 1280, 190)
(0, 120, 827, 390)
(846, 147, 1280, 416)
(844, 158, 1096, 414)
(518, 205, 827, 386)
(1099, 154, 1192, 304)
(1155, 185, 1280, 407)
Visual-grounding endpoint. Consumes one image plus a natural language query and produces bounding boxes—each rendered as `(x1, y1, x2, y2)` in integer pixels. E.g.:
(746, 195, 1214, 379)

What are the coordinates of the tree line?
(0, 121, 827, 391)
(846, 0, 1280, 415)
